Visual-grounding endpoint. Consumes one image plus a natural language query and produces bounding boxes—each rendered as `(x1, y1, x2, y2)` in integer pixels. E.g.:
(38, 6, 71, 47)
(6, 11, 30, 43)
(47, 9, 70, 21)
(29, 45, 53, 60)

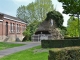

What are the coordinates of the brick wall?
(0, 18, 26, 42)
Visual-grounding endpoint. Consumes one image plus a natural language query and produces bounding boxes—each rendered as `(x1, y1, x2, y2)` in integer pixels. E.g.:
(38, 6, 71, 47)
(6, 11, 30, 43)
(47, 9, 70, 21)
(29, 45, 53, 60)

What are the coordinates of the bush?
(22, 36, 31, 42)
(48, 47, 80, 60)
(64, 37, 79, 39)
(41, 39, 80, 48)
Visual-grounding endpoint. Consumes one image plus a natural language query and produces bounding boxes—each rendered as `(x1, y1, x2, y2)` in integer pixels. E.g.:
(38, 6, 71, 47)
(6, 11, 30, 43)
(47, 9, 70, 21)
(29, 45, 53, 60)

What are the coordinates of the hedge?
(41, 39, 80, 48)
(48, 47, 80, 60)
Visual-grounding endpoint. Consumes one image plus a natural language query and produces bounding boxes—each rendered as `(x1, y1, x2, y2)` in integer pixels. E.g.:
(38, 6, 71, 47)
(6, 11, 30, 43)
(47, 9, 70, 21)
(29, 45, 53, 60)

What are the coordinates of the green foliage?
(23, 25, 31, 41)
(23, 20, 40, 41)
(23, 28, 30, 37)
(17, 0, 54, 40)
(58, 0, 80, 15)
(49, 47, 80, 60)
(67, 17, 79, 37)
(16, 0, 54, 24)
(46, 10, 64, 28)
(61, 27, 67, 37)
(58, 0, 80, 37)
(34, 0, 54, 21)
(41, 40, 80, 48)
(16, 5, 27, 22)
(64, 37, 78, 39)
(28, 20, 40, 35)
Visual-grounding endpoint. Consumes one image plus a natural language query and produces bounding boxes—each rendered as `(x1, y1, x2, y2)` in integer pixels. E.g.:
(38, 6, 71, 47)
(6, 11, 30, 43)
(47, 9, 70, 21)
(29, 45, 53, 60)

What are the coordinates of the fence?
(32, 34, 52, 41)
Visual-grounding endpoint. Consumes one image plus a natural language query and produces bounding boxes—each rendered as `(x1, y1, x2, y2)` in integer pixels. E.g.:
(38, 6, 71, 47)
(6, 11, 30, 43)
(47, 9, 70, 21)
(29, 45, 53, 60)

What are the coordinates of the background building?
(0, 13, 26, 42)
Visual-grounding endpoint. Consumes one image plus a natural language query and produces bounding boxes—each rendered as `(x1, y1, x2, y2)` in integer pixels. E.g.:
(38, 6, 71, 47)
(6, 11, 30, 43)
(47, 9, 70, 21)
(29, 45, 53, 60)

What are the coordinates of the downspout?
(2, 20, 3, 40)
(15, 21, 17, 41)
(1, 14, 4, 40)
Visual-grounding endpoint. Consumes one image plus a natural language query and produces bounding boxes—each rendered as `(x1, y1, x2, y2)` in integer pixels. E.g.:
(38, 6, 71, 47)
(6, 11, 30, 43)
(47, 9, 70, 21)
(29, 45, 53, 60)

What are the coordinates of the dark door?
(6, 22, 8, 36)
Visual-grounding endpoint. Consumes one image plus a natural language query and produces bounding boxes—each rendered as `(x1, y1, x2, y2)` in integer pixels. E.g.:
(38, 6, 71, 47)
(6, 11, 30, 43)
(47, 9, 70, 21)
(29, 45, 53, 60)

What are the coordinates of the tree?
(28, 20, 40, 36)
(23, 26, 31, 41)
(23, 20, 40, 41)
(58, 0, 80, 38)
(16, 0, 54, 40)
(58, 0, 80, 15)
(46, 10, 64, 29)
(34, 0, 54, 21)
(16, 0, 54, 24)
(67, 17, 79, 37)
(16, 5, 27, 22)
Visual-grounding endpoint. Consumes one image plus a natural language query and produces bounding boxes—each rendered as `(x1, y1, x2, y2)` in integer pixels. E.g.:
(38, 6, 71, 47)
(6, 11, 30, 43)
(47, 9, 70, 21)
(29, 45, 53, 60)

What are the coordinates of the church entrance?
(32, 30, 52, 41)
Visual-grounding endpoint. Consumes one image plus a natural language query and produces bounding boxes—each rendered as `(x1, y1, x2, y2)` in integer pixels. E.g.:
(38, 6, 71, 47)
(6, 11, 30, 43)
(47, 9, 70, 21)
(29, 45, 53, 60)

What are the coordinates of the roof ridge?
(0, 12, 26, 23)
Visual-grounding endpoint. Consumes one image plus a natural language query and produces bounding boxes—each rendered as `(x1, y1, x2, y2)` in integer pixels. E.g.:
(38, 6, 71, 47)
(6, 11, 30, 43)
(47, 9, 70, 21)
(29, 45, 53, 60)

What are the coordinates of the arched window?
(10, 23, 12, 33)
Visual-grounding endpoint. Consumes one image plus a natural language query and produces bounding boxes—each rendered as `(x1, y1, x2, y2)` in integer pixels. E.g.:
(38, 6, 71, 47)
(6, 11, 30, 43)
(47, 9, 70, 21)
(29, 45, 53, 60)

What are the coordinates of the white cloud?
(56, 6, 63, 13)
(63, 14, 70, 26)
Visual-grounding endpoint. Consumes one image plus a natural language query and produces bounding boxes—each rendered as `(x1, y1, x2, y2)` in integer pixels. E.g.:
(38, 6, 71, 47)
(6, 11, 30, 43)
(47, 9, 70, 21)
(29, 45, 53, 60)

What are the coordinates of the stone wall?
(49, 28, 64, 40)
(0, 35, 24, 42)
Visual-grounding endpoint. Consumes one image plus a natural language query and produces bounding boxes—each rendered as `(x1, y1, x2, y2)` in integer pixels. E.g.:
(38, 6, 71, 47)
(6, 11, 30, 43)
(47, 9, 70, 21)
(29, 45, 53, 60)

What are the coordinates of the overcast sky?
(0, 0, 69, 26)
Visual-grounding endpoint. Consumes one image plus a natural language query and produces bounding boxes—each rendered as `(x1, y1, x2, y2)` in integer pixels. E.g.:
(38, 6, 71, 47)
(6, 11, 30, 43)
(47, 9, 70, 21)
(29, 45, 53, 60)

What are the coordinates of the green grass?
(0, 46, 49, 60)
(0, 42, 25, 50)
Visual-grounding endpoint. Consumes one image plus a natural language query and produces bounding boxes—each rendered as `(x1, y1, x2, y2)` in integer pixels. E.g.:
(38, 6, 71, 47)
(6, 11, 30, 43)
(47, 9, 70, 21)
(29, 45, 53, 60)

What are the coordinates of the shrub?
(41, 39, 80, 48)
(64, 37, 79, 39)
(48, 47, 80, 60)
(22, 36, 31, 42)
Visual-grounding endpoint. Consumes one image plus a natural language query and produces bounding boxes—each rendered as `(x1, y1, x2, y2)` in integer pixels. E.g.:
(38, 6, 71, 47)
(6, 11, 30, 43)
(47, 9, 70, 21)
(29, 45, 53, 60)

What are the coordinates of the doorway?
(6, 22, 8, 36)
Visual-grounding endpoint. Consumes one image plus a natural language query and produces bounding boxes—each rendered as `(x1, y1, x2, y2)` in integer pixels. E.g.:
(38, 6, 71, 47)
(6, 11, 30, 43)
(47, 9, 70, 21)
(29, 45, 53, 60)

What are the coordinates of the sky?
(0, 0, 70, 26)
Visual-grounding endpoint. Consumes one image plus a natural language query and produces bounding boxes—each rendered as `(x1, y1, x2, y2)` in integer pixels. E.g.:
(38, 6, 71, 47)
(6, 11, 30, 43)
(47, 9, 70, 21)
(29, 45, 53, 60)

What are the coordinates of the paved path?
(0, 42, 41, 58)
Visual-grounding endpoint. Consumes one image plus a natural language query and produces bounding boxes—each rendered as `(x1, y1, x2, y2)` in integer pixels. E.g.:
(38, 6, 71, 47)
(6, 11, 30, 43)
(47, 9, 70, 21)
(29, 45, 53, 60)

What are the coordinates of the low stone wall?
(0, 35, 24, 42)
(0, 35, 7, 42)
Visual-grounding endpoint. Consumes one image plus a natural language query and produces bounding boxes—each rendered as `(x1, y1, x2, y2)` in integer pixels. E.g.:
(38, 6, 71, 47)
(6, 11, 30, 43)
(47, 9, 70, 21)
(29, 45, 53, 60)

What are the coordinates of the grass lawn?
(0, 42, 25, 50)
(0, 46, 49, 60)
